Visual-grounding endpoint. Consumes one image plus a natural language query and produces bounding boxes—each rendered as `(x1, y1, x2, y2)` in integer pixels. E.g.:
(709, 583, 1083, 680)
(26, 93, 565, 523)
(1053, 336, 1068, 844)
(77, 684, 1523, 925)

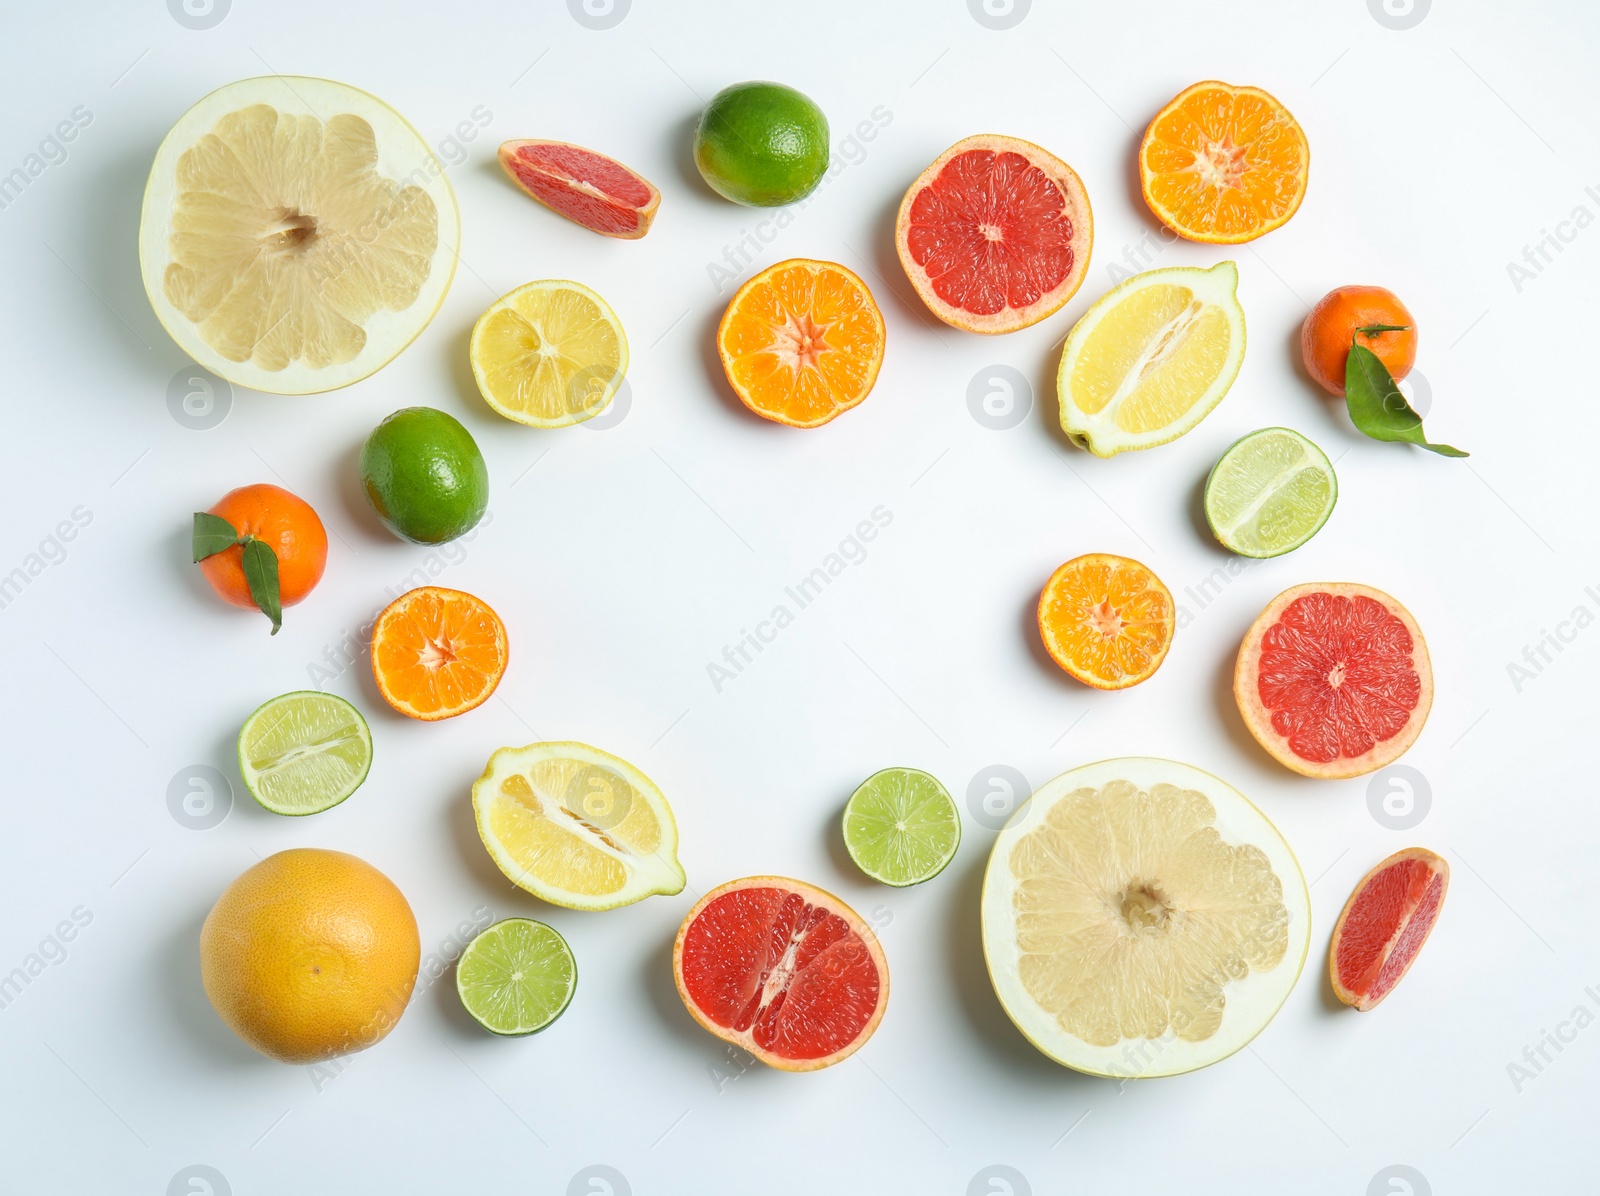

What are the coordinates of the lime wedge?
(237, 691, 372, 816)
(842, 768, 961, 887)
(1204, 427, 1337, 558)
(456, 918, 577, 1036)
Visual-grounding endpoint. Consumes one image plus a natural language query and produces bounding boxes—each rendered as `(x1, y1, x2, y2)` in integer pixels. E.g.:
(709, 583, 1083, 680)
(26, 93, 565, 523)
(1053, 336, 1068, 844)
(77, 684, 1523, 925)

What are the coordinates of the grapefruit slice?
(1235, 583, 1433, 779)
(673, 876, 889, 1071)
(139, 76, 459, 395)
(1330, 848, 1448, 1011)
(982, 758, 1310, 1077)
(498, 140, 660, 239)
(895, 134, 1092, 334)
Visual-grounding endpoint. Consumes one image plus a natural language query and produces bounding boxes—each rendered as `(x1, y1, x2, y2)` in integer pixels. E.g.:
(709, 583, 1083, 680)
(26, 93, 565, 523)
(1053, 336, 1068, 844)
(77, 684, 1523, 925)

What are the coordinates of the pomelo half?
(140, 76, 459, 395)
(673, 876, 888, 1071)
(498, 140, 660, 239)
(1235, 583, 1433, 779)
(981, 757, 1310, 1078)
(895, 134, 1092, 334)
(1329, 847, 1448, 1011)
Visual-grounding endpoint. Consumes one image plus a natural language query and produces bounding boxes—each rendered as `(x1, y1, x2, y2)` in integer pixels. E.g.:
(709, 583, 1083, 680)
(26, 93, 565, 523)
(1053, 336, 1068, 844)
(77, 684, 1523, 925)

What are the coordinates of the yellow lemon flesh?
(470, 280, 627, 427)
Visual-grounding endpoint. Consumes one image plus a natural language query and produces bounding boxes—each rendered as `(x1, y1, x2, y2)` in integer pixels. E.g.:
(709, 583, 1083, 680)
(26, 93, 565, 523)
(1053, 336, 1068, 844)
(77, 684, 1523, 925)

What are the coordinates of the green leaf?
(1343, 343, 1468, 458)
(192, 512, 240, 562)
(240, 538, 283, 635)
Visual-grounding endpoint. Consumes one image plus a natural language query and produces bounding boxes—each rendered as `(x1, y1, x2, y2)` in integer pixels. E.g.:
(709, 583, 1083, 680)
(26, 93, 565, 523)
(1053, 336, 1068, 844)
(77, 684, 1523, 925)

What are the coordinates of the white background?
(0, 1, 1594, 1192)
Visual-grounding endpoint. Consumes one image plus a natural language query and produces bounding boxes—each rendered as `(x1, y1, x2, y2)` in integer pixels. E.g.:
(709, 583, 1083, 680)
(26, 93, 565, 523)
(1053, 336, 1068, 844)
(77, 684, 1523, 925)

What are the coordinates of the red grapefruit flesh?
(1330, 847, 1448, 1010)
(895, 134, 1092, 334)
(672, 876, 888, 1071)
(497, 140, 660, 239)
(1234, 582, 1433, 779)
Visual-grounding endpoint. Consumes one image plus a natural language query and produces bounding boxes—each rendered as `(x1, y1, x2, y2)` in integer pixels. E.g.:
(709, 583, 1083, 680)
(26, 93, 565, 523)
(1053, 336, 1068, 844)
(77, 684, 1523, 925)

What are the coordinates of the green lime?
(360, 407, 488, 545)
(693, 81, 830, 207)
(237, 691, 372, 816)
(842, 768, 961, 887)
(1204, 427, 1337, 558)
(456, 918, 577, 1036)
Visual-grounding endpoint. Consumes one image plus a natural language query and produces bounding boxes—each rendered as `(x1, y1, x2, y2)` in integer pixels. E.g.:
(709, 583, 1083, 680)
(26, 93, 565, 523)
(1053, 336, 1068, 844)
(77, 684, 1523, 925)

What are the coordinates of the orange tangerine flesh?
(717, 258, 885, 428)
(371, 586, 508, 721)
(1037, 554, 1175, 689)
(1139, 81, 1309, 244)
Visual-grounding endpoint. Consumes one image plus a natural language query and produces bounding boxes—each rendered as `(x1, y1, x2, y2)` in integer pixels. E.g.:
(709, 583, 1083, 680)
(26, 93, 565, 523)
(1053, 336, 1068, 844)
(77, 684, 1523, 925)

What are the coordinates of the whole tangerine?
(199, 483, 327, 610)
(1301, 286, 1416, 397)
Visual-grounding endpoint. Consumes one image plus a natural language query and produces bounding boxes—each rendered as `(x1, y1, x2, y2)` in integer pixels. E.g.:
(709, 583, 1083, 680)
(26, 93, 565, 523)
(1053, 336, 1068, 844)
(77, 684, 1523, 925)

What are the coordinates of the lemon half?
(1058, 262, 1245, 456)
(981, 757, 1309, 1078)
(470, 280, 628, 427)
(139, 76, 459, 395)
(472, 742, 685, 911)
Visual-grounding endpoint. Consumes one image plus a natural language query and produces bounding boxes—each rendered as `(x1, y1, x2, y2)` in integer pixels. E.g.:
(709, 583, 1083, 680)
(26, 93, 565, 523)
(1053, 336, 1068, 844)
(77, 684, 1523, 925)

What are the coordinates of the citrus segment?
(1330, 848, 1448, 1011)
(140, 76, 459, 394)
(842, 768, 961, 887)
(498, 139, 660, 238)
(455, 918, 577, 1035)
(1058, 262, 1245, 456)
(1235, 583, 1433, 779)
(237, 691, 372, 816)
(981, 758, 1310, 1077)
(717, 259, 885, 428)
(1037, 553, 1174, 689)
(470, 280, 628, 428)
(370, 587, 507, 721)
(896, 134, 1092, 333)
(200, 848, 420, 1064)
(1204, 427, 1337, 557)
(1138, 81, 1309, 244)
(471, 742, 685, 911)
(673, 876, 888, 1070)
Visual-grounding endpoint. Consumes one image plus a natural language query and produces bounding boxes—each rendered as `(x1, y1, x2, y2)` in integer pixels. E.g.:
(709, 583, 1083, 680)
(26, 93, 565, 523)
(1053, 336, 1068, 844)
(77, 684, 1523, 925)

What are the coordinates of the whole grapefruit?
(200, 848, 420, 1064)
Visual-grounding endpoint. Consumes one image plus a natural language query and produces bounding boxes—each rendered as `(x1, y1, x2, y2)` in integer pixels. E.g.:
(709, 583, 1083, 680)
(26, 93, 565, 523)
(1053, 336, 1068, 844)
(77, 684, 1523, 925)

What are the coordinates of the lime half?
(1204, 427, 1337, 558)
(237, 691, 372, 815)
(842, 768, 961, 887)
(456, 918, 577, 1036)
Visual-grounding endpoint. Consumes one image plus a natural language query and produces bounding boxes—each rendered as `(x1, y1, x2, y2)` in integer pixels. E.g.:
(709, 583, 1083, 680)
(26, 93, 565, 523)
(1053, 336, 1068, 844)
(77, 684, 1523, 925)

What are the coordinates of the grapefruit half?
(895, 134, 1092, 334)
(1235, 583, 1433, 779)
(982, 758, 1310, 1077)
(672, 876, 888, 1071)
(1330, 847, 1448, 1011)
(498, 140, 660, 239)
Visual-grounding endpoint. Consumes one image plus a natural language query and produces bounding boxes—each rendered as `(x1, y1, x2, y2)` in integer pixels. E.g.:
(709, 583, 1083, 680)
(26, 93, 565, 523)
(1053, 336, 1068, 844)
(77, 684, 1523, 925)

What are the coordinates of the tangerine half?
(1037, 554, 1175, 689)
(717, 259, 885, 428)
(370, 586, 508, 721)
(1139, 81, 1309, 244)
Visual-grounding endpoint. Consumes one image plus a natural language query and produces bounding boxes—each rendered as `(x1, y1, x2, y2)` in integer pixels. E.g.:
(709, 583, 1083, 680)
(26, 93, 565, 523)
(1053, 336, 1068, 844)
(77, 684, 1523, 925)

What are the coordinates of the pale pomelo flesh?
(895, 134, 1092, 334)
(498, 140, 659, 239)
(1330, 848, 1448, 1011)
(673, 876, 888, 1071)
(1234, 583, 1432, 779)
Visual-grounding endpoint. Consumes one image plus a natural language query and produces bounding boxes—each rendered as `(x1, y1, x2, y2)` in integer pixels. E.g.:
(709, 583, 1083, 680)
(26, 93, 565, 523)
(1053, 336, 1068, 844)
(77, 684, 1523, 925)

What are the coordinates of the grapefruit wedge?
(1235, 583, 1433, 780)
(1330, 848, 1448, 1011)
(896, 134, 1092, 334)
(498, 140, 660, 239)
(673, 876, 888, 1071)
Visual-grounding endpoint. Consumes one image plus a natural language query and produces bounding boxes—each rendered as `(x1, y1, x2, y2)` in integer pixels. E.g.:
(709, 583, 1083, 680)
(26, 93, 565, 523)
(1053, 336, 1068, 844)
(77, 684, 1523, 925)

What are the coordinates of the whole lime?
(360, 407, 488, 545)
(693, 81, 830, 207)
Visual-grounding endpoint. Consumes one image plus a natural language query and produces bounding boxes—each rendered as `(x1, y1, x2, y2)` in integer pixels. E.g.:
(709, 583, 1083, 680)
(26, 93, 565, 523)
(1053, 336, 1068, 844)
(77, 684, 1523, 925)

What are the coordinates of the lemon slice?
(139, 76, 459, 395)
(470, 280, 628, 427)
(1057, 262, 1245, 457)
(471, 742, 685, 911)
(981, 757, 1309, 1077)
